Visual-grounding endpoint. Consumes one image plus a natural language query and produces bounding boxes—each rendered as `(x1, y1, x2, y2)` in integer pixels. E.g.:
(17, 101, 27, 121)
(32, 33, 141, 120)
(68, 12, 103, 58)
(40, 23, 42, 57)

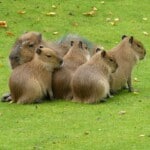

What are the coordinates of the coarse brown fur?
(71, 50, 118, 104)
(52, 41, 91, 100)
(9, 46, 63, 104)
(108, 35, 146, 93)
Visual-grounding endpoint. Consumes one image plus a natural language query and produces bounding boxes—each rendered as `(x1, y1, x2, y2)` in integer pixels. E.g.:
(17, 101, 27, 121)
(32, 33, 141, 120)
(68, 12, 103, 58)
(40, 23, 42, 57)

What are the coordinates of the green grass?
(0, 0, 150, 149)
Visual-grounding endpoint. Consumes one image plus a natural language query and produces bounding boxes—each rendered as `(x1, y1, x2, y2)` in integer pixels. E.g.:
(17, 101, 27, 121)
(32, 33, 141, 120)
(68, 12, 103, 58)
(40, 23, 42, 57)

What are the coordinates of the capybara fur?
(9, 46, 63, 104)
(71, 50, 118, 104)
(52, 41, 91, 99)
(108, 35, 146, 94)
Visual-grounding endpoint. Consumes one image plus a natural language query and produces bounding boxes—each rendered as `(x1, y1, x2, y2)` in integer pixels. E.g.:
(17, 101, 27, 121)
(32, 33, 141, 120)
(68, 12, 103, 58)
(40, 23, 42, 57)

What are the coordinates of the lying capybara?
(9, 46, 62, 104)
(52, 41, 91, 100)
(71, 50, 118, 104)
(108, 35, 146, 94)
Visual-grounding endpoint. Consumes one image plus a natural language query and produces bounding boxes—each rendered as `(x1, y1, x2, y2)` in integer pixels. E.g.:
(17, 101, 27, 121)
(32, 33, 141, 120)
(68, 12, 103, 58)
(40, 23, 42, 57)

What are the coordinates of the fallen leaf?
(46, 12, 56, 16)
(100, 1, 105, 4)
(110, 21, 116, 26)
(6, 31, 15, 36)
(139, 134, 145, 137)
(119, 110, 126, 115)
(142, 17, 148, 21)
(92, 7, 98, 11)
(72, 22, 78, 26)
(52, 5, 57, 9)
(134, 77, 139, 82)
(17, 10, 26, 14)
(143, 31, 149, 36)
(133, 91, 139, 95)
(114, 18, 120, 22)
(83, 10, 96, 16)
(0, 21, 7, 28)
(53, 31, 58, 35)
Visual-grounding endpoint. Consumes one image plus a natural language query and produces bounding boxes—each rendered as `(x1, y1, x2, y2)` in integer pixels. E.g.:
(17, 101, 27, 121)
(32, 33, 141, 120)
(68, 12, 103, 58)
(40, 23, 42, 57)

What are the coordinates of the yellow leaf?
(106, 18, 111, 22)
(17, 11, 26, 14)
(92, 7, 98, 11)
(83, 10, 96, 16)
(46, 12, 56, 16)
(110, 21, 116, 26)
(114, 18, 120, 22)
(143, 31, 149, 36)
(0, 21, 7, 28)
(100, 1, 105, 4)
(6, 31, 15, 36)
(142, 17, 148, 21)
(119, 110, 126, 115)
(52, 5, 57, 9)
(53, 31, 58, 35)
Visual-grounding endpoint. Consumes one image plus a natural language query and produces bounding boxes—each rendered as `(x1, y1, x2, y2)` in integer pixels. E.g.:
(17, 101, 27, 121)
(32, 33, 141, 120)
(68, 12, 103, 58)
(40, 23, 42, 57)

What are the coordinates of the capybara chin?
(71, 50, 118, 104)
(52, 41, 91, 100)
(108, 35, 146, 94)
(9, 46, 63, 104)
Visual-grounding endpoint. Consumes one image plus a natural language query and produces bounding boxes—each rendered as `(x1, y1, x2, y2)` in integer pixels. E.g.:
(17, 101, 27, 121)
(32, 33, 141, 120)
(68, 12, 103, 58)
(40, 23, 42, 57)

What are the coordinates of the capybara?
(9, 46, 63, 104)
(71, 50, 118, 103)
(108, 35, 146, 94)
(52, 41, 91, 100)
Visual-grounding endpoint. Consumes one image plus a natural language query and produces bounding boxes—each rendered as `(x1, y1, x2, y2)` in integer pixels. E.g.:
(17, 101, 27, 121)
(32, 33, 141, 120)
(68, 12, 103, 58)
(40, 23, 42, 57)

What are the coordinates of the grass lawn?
(0, 0, 150, 149)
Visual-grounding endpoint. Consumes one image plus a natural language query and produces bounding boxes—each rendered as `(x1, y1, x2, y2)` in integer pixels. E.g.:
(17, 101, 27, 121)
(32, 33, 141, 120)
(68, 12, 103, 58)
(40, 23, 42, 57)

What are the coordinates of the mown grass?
(0, 0, 150, 149)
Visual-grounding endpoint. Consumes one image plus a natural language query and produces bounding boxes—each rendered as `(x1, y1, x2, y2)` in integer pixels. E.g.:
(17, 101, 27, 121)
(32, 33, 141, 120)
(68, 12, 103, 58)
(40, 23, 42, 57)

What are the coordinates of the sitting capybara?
(52, 41, 91, 100)
(9, 46, 62, 104)
(71, 50, 118, 103)
(108, 35, 146, 94)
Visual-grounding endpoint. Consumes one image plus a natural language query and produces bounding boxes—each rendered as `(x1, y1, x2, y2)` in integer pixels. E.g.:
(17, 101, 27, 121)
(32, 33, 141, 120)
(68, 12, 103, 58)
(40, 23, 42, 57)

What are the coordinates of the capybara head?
(9, 32, 42, 69)
(101, 50, 118, 73)
(122, 35, 146, 60)
(36, 46, 63, 70)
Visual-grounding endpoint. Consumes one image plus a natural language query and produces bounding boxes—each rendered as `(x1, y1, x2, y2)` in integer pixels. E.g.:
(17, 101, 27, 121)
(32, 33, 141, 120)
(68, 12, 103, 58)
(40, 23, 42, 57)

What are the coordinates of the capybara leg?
(1, 93, 12, 102)
(127, 76, 134, 92)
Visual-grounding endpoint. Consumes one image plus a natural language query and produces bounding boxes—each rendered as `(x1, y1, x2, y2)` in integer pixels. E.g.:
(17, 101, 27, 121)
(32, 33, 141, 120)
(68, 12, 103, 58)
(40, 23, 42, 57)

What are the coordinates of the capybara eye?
(29, 44, 34, 48)
(137, 44, 141, 48)
(46, 55, 51, 58)
(109, 58, 113, 62)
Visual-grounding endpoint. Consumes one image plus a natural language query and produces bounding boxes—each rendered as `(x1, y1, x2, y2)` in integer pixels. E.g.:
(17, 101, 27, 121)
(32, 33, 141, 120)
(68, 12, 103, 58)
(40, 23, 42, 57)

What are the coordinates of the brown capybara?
(9, 46, 63, 104)
(71, 50, 118, 104)
(52, 41, 91, 100)
(108, 35, 146, 94)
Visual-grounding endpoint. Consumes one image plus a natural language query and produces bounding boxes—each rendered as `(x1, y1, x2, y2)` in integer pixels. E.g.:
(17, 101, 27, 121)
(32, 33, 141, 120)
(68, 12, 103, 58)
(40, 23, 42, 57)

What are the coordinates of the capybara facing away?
(71, 50, 118, 104)
(71, 51, 118, 103)
(9, 46, 63, 104)
(52, 41, 91, 100)
(108, 35, 146, 94)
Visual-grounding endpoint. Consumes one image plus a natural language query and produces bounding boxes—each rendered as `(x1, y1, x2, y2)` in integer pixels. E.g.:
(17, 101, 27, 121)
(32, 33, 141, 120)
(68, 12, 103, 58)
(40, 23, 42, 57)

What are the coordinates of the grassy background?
(0, 0, 150, 149)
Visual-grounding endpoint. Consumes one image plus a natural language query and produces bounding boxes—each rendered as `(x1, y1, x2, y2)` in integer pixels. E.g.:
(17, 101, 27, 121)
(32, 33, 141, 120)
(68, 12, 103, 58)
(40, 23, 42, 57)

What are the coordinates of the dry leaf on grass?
(83, 10, 96, 16)
(53, 31, 58, 35)
(143, 31, 149, 36)
(119, 110, 126, 115)
(46, 12, 56, 16)
(142, 17, 148, 21)
(6, 31, 15, 36)
(0, 21, 7, 28)
(17, 11, 26, 14)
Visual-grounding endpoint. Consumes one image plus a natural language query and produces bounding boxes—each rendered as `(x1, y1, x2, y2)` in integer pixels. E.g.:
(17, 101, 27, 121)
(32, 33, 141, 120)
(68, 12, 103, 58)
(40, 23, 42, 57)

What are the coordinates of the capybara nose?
(60, 59, 63, 65)
(9, 55, 19, 61)
(39, 45, 44, 48)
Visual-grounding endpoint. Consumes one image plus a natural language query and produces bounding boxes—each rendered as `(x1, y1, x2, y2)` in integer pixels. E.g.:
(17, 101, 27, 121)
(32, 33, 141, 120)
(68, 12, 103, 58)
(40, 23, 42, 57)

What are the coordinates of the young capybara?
(9, 46, 63, 104)
(52, 41, 91, 100)
(108, 35, 146, 94)
(71, 50, 118, 104)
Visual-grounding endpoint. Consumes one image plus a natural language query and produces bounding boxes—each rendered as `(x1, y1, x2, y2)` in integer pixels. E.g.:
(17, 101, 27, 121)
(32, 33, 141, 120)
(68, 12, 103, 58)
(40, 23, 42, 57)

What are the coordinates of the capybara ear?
(37, 33, 42, 43)
(96, 48, 101, 53)
(71, 41, 74, 46)
(122, 35, 127, 40)
(78, 41, 83, 49)
(36, 48, 42, 55)
(101, 50, 106, 58)
(129, 36, 134, 44)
